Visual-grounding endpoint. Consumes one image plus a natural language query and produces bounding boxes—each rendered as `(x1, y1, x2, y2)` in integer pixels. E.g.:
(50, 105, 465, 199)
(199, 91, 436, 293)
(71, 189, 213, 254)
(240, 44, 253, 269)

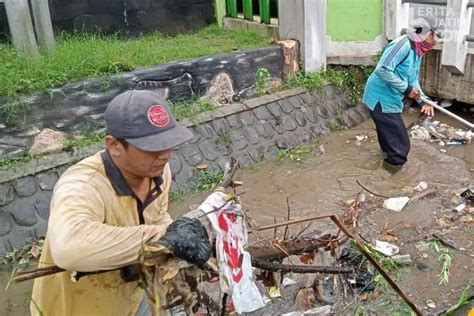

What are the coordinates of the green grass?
(277, 140, 320, 164)
(169, 190, 184, 203)
(0, 153, 36, 169)
(63, 130, 106, 151)
(0, 25, 267, 97)
(429, 240, 453, 285)
(191, 169, 224, 192)
(0, 96, 216, 169)
(283, 66, 373, 106)
(168, 98, 215, 121)
(255, 68, 271, 95)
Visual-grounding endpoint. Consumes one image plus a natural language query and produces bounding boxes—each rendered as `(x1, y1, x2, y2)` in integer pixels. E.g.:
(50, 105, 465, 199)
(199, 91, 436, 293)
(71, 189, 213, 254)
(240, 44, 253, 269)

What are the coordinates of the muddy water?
(171, 111, 473, 314)
(1, 111, 472, 315)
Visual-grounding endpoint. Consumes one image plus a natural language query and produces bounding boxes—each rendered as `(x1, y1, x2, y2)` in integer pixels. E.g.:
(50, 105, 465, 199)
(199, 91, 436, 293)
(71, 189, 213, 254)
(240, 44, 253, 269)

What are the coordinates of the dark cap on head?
(105, 90, 192, 152)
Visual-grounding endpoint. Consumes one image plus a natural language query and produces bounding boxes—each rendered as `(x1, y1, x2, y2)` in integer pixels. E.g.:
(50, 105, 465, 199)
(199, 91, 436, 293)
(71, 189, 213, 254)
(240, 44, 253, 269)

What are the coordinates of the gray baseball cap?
(105, 90, 192, 152)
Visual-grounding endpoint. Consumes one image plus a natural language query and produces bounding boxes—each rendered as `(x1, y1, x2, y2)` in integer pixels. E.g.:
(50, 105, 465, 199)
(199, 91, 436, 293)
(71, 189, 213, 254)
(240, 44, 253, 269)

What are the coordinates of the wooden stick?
(329, 215, 422, 315)
(255, 214, 333, 232)
(356, 180, 390, 199)
(283, 197, 291, 241)
(409, 187, 438, 202)
(252, 259, 353, 274)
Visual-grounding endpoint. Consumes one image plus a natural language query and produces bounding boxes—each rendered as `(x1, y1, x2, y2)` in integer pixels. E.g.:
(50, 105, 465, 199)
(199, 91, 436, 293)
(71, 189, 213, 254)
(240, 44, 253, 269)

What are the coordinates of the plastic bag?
(198, 192, 265, 313)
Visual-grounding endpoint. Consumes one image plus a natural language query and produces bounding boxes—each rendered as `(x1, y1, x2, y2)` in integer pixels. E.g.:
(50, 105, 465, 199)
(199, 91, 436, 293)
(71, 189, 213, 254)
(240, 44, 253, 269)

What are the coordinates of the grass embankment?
(0, 25, 268, 97)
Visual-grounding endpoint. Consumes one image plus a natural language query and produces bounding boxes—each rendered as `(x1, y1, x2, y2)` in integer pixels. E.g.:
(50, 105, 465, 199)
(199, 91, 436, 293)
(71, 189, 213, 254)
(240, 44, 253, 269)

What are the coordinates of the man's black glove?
(158, 217, 211, 267)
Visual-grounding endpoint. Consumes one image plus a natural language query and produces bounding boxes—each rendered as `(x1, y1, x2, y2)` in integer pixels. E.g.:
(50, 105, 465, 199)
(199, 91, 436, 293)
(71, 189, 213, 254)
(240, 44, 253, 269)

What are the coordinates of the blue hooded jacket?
(362, 35, 428, 113)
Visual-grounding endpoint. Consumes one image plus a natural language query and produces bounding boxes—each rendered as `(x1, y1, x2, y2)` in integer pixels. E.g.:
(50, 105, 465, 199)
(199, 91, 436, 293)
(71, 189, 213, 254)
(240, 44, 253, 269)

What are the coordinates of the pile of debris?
(409, 117, 473, 150)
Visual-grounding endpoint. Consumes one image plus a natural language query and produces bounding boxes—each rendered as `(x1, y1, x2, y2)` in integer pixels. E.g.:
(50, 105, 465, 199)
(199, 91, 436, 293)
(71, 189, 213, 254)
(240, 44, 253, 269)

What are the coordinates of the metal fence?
(226, 0, 278, 24)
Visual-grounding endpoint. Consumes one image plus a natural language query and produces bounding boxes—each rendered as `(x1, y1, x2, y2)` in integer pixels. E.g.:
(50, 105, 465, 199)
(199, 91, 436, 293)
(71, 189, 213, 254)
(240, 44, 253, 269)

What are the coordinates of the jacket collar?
(101, 150, 163, 197)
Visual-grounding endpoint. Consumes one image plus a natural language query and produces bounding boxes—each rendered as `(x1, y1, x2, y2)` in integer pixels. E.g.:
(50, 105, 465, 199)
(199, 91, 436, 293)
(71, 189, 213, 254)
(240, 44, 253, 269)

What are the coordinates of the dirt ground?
(1, 110, 472, 315)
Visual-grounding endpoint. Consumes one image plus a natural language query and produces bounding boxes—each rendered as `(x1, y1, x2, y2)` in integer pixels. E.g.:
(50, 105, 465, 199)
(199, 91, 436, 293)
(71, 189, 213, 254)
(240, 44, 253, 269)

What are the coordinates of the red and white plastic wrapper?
(198, 192, 265, 313)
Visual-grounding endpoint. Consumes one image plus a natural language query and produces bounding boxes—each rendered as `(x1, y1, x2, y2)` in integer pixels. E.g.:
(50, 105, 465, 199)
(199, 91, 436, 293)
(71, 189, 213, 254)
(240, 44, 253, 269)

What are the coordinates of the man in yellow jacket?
(31, 90, 211, 315)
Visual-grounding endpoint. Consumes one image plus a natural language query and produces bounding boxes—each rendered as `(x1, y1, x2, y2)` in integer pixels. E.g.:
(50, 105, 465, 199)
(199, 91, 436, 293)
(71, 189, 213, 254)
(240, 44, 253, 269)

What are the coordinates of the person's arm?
(48, 179, 166, 272)
(410, 62, 435, 116)
(374, 40, 414, 96)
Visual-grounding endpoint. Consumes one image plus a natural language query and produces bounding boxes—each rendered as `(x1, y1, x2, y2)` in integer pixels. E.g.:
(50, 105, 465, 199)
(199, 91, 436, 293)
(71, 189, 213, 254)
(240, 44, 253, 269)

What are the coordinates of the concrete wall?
(421, 47, 474, 104)
(326, 0, 385, 65)
(0, 0, 216, 38)
(0, 86, 371, 256)
(327, 0, 382, 41)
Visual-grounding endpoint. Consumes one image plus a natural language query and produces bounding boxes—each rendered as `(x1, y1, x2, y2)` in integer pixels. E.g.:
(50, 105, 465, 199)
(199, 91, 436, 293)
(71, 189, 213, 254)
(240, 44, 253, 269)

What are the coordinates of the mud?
(1, 110, 472, 315)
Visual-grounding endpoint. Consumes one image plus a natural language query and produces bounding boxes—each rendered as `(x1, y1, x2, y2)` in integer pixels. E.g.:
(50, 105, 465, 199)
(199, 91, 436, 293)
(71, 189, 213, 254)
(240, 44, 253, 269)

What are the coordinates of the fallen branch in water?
(247, 234, 348, 261)
(409, 187, 438, 202)
(252, 259, 353, 274)
(356, 180, 390, 199)
(12, 234, 344, 283)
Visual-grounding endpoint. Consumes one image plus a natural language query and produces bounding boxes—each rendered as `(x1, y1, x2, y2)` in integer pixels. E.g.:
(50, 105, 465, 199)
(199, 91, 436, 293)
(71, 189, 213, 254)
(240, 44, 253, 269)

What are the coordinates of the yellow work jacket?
(31, 150, 173, 316)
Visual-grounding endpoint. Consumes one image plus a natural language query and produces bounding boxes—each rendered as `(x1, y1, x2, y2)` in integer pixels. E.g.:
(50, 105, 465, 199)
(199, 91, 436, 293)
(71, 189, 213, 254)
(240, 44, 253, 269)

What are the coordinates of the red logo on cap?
(147, 104, 170, 127)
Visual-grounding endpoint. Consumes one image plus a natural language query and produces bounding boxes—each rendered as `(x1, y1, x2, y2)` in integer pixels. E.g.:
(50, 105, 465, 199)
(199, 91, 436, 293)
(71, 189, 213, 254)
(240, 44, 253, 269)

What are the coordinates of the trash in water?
(392, 254, 412, 265)
(383, 197, 410, 212)
(373, 240, 400, 256)
(318, 144, 326, 155)
(282, 305, 332, 316)
(409, 117, 473, 147)
(282, 277, 298, 287)
(452, 187, 473, 213)
(460, 187, 474, 203)
(426, 299, 436, 309)
(413, 181, 428, 192)
(416, 262, 430, 271)
(411, 116, 472, 144)
(267, 286, 282, 298)
(409, 126, 431, 140)
(446, 140, 466, 146)
(355, 134, 368, 146)
(452, 203, 467, 213)
(355, 271, 375, 291)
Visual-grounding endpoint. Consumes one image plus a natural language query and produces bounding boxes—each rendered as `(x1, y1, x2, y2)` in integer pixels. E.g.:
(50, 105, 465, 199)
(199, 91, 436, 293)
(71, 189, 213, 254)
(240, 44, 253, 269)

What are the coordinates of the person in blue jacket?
(363, 18, 439, 172)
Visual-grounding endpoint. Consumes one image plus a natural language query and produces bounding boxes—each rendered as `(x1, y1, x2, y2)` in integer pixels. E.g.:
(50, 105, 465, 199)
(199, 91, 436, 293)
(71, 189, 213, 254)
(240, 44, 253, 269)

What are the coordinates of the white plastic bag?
(198, 192, 265, 313)
(383, 197, 409, 212)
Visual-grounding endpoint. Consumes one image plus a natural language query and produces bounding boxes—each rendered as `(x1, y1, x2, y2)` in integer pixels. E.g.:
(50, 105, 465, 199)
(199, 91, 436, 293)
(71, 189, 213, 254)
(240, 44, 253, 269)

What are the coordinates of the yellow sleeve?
(47, 177, 165, 272)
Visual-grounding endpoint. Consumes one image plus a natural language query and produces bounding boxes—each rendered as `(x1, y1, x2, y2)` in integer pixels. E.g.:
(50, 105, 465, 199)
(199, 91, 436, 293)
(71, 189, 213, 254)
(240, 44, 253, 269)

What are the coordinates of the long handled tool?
(420, 97, 474, 129)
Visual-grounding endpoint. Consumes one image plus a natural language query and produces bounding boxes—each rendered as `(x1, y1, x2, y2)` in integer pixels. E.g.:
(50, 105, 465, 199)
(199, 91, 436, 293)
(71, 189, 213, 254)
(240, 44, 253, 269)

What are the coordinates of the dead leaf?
(460, 215, 473, 224)
(196, 163, 208, 170)
(30, 244, 42, 258)
(435, 218, 451, 229)
(426, 299, 436, 309)
(359, 292, 369, 301)
(295, 288, 316, 310)
(380, 231, 399, 241)
(231, 180, 243, 188)
(299, 253, 315, 264)
(370, 291, 381, 300)
(160, 267, 180, 281)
